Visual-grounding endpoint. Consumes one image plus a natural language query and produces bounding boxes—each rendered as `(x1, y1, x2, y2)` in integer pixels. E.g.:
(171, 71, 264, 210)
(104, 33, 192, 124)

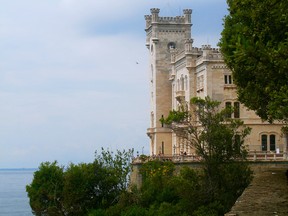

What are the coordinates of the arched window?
(181, 75, 184, 90)
(168, 42, 176, 50)
(225, 102, 232, 118)
(151, 65, 153, 83)
(185, 75, 188, 90)
(150, 44, 154, 55)
(234, 135, 241, 152)
(234, 102, 240, 118)
(151, 112, 154, 127)
(270, 135, 276, 151)
(261, 135, 267, 151)
(261, 134, 276, 151)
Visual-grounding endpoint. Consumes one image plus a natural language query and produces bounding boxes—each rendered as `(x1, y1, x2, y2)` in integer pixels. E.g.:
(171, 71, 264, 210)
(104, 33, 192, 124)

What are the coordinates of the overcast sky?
(0, 0, 228, 168)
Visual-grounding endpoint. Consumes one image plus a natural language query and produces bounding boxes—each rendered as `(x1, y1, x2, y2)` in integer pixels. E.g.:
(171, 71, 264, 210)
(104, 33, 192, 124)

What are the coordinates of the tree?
(161, 97, 251, 162)
(219, 0, 288, 122)
(26, 148, 134, 215)
(139, 160, 176, 208)
(161, 97, 252, 214)
(92, 148, 134, 208)
(63, 162, 104, 215)
(26, 161, 65, 216)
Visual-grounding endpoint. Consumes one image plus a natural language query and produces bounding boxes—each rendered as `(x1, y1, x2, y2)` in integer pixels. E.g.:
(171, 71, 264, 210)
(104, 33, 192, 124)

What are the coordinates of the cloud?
(0, 0, 227, 168)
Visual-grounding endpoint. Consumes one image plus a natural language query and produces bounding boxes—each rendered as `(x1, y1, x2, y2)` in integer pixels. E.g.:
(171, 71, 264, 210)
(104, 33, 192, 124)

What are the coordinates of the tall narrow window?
(161, 142, 164, 155)
(225, 102, 232, 118)
(234, 102, 240, 118)
(151, 112, 154, 128)
(197, 75, 204, 91)
(234, 134, 241, 152)
(270, 135, 276, 151)
(185, 75, 188, 90)
(261, 135, 267, 151)
(181, 75, 184, 90)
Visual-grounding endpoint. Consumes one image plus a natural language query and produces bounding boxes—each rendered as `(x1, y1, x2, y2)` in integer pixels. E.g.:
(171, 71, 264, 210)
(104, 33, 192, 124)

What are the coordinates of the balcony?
(146, 128, 155, 138)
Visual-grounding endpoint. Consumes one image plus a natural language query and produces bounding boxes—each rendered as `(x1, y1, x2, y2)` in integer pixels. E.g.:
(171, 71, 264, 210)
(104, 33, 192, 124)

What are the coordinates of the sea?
(0, 169, 35, 216)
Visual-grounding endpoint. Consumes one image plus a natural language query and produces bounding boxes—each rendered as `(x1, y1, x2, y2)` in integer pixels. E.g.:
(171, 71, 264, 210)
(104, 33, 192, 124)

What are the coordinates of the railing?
(133, 154, 203, 163)
(132, 151, 288, 164)
(247, 151, 288, 161)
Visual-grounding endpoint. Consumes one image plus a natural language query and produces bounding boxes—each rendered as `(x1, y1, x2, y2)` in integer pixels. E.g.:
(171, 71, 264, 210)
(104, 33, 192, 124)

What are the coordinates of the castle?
(144, 8, 285, 157)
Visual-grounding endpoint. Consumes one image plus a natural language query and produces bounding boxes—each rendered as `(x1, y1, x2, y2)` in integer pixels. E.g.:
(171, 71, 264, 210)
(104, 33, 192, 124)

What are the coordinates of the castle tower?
(145, 8, 193, 156)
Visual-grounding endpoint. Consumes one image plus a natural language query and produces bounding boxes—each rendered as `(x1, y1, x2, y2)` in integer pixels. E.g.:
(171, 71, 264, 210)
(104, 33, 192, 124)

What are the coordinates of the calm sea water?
(0, 169, 35, 216)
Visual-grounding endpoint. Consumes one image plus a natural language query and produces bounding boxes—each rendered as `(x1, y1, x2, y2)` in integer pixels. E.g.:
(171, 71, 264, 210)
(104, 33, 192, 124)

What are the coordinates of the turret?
(150, 8, 160, 23)
(185, 38, 194, 53)
(202, 44, 212, 58)
(145, 15, 152, 29)
(183, 9, 192, 24)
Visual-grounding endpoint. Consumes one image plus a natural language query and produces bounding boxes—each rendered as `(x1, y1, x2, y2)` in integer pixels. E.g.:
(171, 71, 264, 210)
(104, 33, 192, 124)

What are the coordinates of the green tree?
(26, 161, 65, 216)
(139, 160, 176, 207)
(63, 162, 103, 215)
(26, 148, 134, 215)
(161, 97, 252, 214)
(91, 148, 134, 210)
(219, 0, 288, 122)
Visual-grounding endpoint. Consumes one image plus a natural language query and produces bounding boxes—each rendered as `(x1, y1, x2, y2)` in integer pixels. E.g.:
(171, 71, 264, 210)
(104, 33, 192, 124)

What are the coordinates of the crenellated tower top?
(145, 8, 192, 29)
(145, 8, 193, 47)
(183, 9, 192, 23)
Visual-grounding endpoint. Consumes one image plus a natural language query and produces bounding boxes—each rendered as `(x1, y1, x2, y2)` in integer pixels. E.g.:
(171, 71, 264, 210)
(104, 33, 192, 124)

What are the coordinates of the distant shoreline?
(0, 168, 37, 171)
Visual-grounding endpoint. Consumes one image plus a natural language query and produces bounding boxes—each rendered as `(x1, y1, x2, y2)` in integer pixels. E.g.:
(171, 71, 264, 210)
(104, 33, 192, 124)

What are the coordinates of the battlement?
(200, 45, 221, 53)
(150, 8, 160, 14)
(183, 9, 192, 14)
(145, 8, 192, 29)
(202, 44, 211, 50)
(158, 16, 185, 23)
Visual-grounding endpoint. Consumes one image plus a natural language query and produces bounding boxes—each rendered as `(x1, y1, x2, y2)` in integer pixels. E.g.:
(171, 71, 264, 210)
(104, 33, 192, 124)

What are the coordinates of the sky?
(0, 0, 228, 168)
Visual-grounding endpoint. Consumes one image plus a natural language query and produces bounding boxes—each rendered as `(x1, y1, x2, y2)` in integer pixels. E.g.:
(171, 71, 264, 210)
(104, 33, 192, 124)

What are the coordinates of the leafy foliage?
(26, 148, 134, 216)
(160, 96, 252, 214)
(139, 160, 177, 207)
(219, 0, 288, 122)
(26, 161, 65, 216)
(63, 162, 105, 215)
(27, 98, 252, 215)
(162, 97, 251, 163)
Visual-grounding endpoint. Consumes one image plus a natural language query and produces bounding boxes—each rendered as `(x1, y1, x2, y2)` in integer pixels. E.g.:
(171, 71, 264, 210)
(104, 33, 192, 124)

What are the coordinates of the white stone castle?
(145, 8, 285, 157)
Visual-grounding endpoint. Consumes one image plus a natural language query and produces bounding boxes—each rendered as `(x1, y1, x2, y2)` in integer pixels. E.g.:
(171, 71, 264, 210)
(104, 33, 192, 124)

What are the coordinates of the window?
(234, 134, 241, 152)
(225, 101, 240, 118)
(197, 75, 204, 91)
(225, 102, 232, 118)
(261, 134, 276, 151)
(261, 135, 267, 151)
(185, 75, 188, 90)
(151, 112, 154, 127)
(180, 75, 184, 90)
(270, 135, 276, 151)
(168, 42, 176, 50)
(224, 75, 232, 84)
(161, 142, 164, 154)
(151, 65, 153, 83)
(234, 102, 240, 118)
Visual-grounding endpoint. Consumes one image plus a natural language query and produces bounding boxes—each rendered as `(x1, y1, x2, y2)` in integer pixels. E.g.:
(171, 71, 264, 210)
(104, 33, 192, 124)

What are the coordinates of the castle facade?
(145, 8, 285, 156)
